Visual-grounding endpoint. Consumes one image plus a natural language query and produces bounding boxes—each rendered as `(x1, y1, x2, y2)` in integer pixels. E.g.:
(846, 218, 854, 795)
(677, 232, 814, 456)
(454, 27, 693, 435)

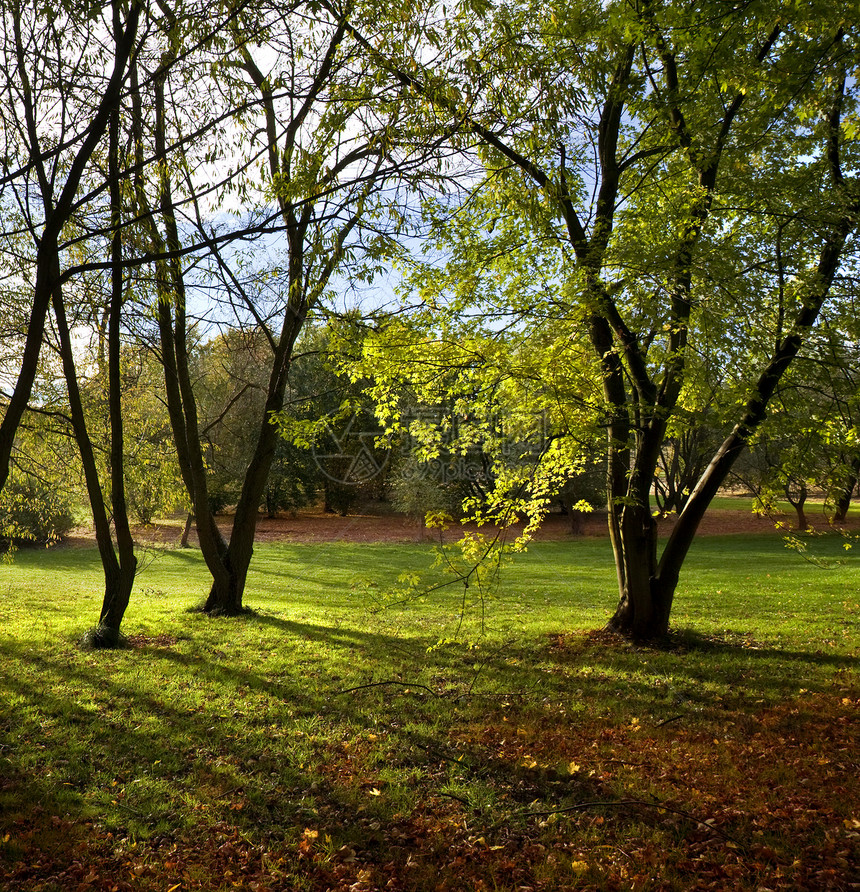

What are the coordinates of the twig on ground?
(655, 714, 686, 727)
(510, 798, 746, 848)
(334, 680, 441, 697)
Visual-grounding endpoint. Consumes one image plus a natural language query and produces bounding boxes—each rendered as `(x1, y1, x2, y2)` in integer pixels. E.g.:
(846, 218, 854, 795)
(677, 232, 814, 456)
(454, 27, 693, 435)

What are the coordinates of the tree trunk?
(181, 512, 194, 547)
(560, 494, 586, 535)
(786, 482, 808, 530)
(606, 503, 673, 639)
(832, 458, 859, 523)
(604, 409, 673, 639)
(101, 100, 138, 640)
(53, 289, 136, 646)
(203, 302, 306, 615)
(137, 62, 233, 609)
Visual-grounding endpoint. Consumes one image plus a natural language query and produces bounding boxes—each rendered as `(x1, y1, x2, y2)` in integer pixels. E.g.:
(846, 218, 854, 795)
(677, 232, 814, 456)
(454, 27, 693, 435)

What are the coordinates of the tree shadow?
(660, 627, 860, 669)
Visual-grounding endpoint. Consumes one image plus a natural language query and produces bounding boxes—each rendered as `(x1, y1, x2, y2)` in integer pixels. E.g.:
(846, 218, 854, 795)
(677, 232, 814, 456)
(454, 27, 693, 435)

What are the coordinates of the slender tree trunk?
(0, 252, 56, 493)
(192, 28, 367, 615)
(52, 291, 135, 646)
(786, 483, 808, 531)
(181, 512, 194, 547)
(833, 457, 859, 523)
(0, 1, 142, 644)
(134, 61, 233, 608)
(100, 100, 138, 637)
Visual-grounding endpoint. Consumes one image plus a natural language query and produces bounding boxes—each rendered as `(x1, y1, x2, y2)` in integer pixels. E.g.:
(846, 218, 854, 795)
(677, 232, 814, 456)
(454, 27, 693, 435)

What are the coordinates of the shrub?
(0, 474, 76, 546)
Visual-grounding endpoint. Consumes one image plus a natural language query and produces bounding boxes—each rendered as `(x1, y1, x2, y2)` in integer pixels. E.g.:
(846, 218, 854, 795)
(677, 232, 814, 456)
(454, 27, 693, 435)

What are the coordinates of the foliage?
(389, 448, 467, 522)
(191, 330, 272, 514)
(119, 350, 187, 525)
(357, 321, 598, 537)
(264, 439, 319, 517)
(3, 0, 857, 641)
(357, 0, 860, 638)
(0, 471, 76, 547)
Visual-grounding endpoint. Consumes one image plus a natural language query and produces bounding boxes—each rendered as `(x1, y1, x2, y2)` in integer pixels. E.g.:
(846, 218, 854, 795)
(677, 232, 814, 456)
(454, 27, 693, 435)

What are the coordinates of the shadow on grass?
(0, 636, 358, 834)
(1, 607, 856, 864)
(0, 616, 657, 843)
(663, 627, 860, 667)
(0, 635, 627, 892)
(536, 625, 859, 723)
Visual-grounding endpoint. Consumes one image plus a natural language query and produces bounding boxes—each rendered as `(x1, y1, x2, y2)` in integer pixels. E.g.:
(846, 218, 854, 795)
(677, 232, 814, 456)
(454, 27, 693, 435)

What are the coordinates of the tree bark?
(133, 59, 233, 609)
(180, 512, 194, 547)
(100, 98, 138, 638)
(598, 28, 847, 640)
(786, 482, 808, 531)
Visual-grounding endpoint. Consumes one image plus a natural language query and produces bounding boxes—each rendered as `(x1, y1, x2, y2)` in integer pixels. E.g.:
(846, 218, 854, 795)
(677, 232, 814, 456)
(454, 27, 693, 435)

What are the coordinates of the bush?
(0, 474, 76, 546)
(264, 442, 319, 517)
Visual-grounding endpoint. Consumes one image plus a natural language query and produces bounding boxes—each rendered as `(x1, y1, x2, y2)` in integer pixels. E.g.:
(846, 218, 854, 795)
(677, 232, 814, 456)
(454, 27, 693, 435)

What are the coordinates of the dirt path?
(63, 503, 855, 549)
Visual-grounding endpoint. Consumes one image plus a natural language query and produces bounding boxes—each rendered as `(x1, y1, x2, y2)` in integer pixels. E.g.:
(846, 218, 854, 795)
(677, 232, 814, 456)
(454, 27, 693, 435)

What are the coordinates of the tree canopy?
(348, 0, 859, 637)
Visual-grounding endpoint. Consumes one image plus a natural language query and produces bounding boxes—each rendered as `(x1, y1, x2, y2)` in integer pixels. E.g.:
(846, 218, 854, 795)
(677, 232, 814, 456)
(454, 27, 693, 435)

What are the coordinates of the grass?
(703, 492, 860, 519)
(1, 531, 858, 891)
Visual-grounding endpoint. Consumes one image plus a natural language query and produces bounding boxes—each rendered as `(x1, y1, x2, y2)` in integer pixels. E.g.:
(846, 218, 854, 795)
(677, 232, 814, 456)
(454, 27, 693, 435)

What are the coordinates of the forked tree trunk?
(786, 482, 808, 531)
(53, 287, 137, 646)
(606, 503, 672, 639)
(138, 31, 354, 617)
(604, 412, 674, 639)
(203, 302, 305, 615)
(604, 163, 854, 640)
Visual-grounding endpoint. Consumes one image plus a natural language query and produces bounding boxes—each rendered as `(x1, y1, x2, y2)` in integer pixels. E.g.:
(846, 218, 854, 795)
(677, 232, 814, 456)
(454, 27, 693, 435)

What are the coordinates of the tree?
(732, 401, 822, 532)
(799, 300, 860, 524)
(0, 0, 146, 644)
(733, 297, 860, 530)
(0, 416, 78, 548)
(0, 0, 142, 495)
(357, 316, 599, 544)
(118, 346, 187, 525)
(189, 329, 320, 517)
(131, 0, 425, 614)
(353, 0, 859, 638)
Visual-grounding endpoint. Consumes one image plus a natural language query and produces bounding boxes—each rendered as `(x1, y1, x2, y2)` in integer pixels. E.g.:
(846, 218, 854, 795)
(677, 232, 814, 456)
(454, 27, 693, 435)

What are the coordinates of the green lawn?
(1, 534, 858, 890)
